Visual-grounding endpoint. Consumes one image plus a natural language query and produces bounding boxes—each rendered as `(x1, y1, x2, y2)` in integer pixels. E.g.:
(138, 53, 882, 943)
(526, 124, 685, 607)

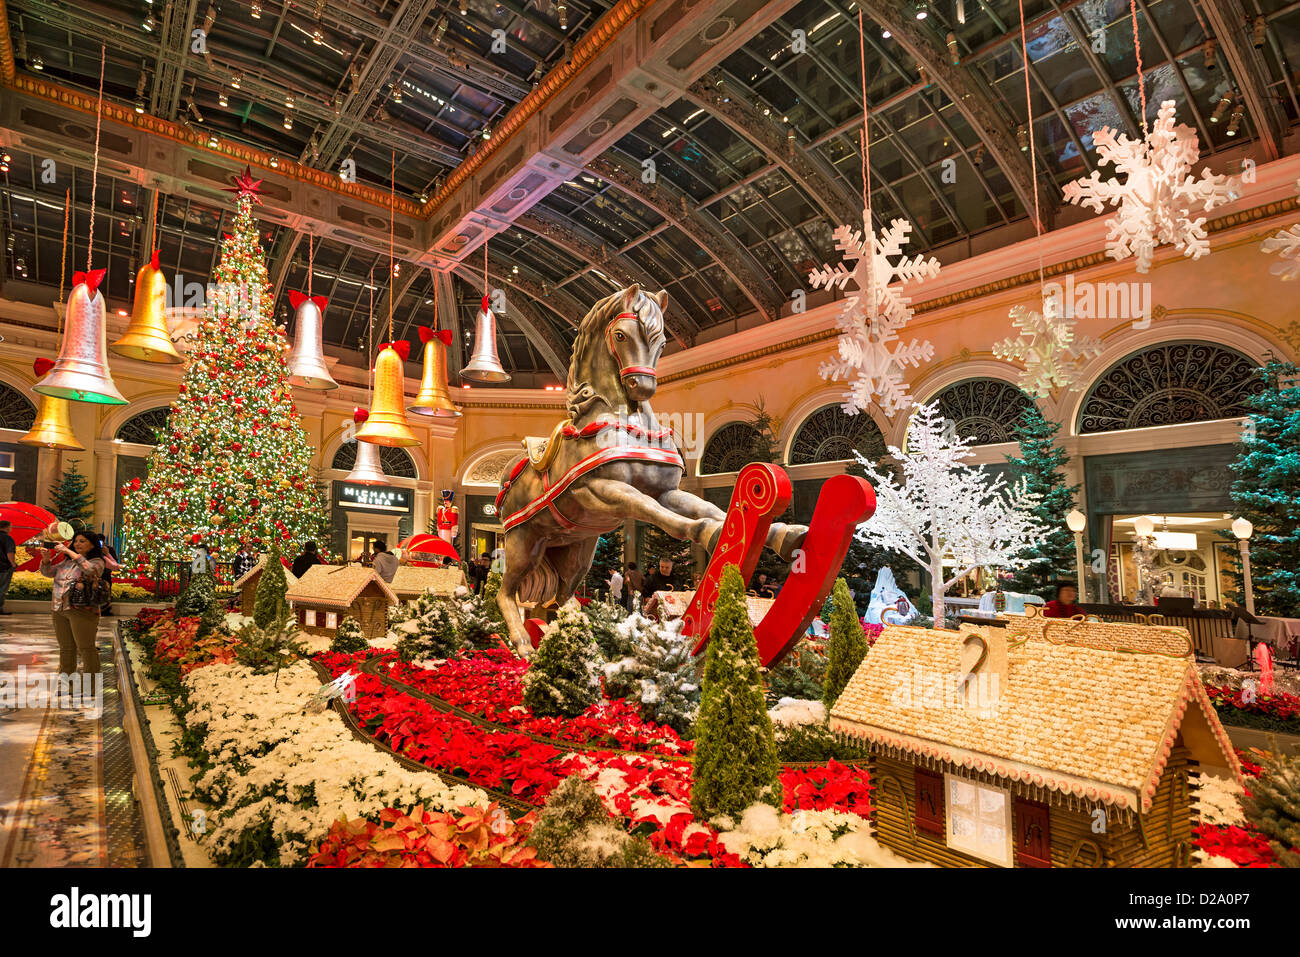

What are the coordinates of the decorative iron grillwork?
(700, 421, 766, 475)
(932, 378, 1034, 445)
(1079, 342, 1260, 434)
(331, 441, 418, 478)
(115, 407, 171, 445)
(0, 381, 36, 431)
(789, 405, 887, 464)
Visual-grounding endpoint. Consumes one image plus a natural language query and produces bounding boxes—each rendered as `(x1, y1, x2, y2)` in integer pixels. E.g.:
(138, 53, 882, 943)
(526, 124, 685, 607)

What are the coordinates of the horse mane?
(568, 287, 665, 383)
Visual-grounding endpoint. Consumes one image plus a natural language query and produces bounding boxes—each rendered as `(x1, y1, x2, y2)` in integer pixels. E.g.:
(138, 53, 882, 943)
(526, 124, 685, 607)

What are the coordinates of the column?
(93, 439, 119, 535)
(414, 480, 434, 535)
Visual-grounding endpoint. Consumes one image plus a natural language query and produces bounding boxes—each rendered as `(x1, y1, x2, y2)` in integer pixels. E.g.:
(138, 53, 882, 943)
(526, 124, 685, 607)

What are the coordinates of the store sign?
(482, 502, 497, 517)
(338, 483, 411, 513)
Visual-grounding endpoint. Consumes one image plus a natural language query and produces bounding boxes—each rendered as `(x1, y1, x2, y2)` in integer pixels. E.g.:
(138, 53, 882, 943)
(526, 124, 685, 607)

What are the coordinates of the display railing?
(145, 560, 238, 601)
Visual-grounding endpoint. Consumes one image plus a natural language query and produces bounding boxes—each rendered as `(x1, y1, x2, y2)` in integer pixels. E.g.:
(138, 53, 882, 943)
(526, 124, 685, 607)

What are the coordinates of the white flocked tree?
(854, 402, 1046, 627)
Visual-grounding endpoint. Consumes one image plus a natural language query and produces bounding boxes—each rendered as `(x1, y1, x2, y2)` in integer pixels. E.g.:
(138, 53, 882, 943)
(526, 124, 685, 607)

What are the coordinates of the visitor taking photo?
(38, 531, 107, 674)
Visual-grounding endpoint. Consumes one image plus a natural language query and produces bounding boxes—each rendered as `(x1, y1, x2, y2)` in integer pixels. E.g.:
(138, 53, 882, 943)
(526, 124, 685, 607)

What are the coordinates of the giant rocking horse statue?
(494, 285, 812, 656)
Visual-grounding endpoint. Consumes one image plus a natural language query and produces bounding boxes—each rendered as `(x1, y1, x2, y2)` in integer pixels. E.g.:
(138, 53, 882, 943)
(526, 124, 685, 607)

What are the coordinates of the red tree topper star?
(223, 166, 264, 204)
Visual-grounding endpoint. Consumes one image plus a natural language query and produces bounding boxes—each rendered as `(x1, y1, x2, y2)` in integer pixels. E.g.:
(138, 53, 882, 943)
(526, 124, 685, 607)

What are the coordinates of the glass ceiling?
(4, 0, 1300, 377)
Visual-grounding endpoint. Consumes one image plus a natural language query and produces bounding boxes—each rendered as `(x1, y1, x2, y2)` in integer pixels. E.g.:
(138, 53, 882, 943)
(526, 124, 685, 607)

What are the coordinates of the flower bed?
(306, 804, 546, 868)
(378, 649, 693, 757)
(319, 649, 875, 866)
(5, 569, 152, 601)
(1204, 683, 1300, 734)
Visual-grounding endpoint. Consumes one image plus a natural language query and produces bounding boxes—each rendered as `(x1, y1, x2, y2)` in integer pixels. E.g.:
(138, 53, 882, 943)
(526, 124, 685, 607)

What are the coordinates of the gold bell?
(342, 439, 388, 485)
(356, 341, 420, 447)
(409, 327, 462, 417)
(110, 251, 182, 363)
(35, 269, 128, 405)
(20, 359, 83, 450)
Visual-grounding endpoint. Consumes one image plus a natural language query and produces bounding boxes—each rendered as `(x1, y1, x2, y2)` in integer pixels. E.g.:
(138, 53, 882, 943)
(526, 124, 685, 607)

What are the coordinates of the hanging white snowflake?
(993, 301, 1102, 397)
(809, 214, 940, 416)
(1260, 180, 1300, 280)
(1063, 100, 1240, 274)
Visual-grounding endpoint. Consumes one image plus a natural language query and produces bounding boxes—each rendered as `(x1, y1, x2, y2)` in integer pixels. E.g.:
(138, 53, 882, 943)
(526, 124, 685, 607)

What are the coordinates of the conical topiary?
(690, 563, 782, 822)
(253, 541, 289, 628)
(522, 599, 603, 718)
(330, 615, 368, 654)
(1241, 751, 1300, 868)
(823, 577, 868, 709)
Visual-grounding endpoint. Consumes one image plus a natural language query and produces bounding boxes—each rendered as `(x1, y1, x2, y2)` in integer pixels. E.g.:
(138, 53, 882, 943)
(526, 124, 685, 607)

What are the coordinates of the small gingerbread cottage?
(828, 614, 1242, 868)
(389, 565, 465, 603)
(284, 564, 397, 642)
(232, 558, 298, 617)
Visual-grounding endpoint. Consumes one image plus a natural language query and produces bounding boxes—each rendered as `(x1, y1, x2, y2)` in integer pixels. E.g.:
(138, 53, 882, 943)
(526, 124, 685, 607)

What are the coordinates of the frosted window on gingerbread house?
(946, 774, 1012, 867)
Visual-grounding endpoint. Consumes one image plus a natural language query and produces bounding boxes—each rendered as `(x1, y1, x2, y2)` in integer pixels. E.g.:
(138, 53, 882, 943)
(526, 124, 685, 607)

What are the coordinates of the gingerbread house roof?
(390, 565, 464, 599)
(654, 589, 774, 627)
(232, 557, 297, 592)
(828, 616, 1242, 814)
(285, 564, 397, 609)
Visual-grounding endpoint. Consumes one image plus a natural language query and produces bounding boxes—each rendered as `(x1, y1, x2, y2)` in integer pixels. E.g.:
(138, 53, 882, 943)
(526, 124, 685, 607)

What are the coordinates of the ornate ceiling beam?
(864, 0, 1056, 228)
(1197, 0, 1284, 161)
(585, 155, 786, 323)
(420, 0, 800, 273)
(513, 206, 698, 347)
(684, 70, 860, 227)
(151, 0, 200, 119)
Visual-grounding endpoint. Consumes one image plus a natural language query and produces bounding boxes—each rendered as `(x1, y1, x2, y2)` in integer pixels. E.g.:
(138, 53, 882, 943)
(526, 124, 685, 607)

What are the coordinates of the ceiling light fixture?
(558, 1, 568, 30)
(202, 2, 216, 33)
(1253, 17, 1266, 49)
(1210, 93, 1232, 123)
(283, 113, 293, 130)
(946, 32, 959, 65)
(1204, 38, 1217, 71)
(434, 16, 448, 43)
(956, 0, 966, 25)
(135, 98, 146, 113)
(143, 14, 155, 32)
(881, 29, 891, 39)
(1017, 125, 1029, 150)
(218, 88, 228, 107)
(269, 156, 279, 168)
(1226, 103, 1244, 136)
(285, 92, 295, 110)
(914, 2, 928, 21)
(251, 1, 262, 19)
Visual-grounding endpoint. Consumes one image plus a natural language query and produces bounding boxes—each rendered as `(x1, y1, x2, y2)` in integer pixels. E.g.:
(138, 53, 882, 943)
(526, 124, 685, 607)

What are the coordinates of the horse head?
(607, 285, 667, 402)
(569, 285, 668, 415)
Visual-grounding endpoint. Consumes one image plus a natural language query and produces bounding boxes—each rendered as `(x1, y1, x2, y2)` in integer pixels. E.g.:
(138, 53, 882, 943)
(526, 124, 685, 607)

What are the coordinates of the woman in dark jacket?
(291, 541, 323, 578)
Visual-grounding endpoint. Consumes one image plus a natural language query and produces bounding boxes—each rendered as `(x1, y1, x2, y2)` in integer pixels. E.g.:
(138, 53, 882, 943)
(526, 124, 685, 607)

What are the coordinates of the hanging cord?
(389, 149, 396, 342)
(367, 265, 375, 403)
(58, 188, 70, 333)
(483, 239, 488, 301)
(86, 43, 106, 273)
(1130, 0, 1148, 133)
(1018, 0, 1046, 300)
(433, 270, 439, 332)
(307, 233, 314, 297)
(856, 10, 872, 217)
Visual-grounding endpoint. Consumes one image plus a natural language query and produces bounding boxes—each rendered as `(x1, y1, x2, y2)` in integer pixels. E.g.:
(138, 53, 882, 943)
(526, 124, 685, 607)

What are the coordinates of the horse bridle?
(605, 310, 658, 379)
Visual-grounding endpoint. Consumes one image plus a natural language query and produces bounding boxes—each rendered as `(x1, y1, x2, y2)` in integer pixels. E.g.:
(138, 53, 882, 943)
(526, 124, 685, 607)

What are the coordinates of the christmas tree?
(522, 599, 604, 718)
(1241, 751, 1300, 868)
(49, 461, 94, 531)
(1229, 358, 1300, 617)
(691, 563, 782, 821)
(583, 526, 624, 595)
(329, 615, 369, 654)
(252, 541, 289, 628)
(603, 610, 700, 735)
(822, 578, 867, 708)
(1004, 405, 1080, 597)
(119, 168, 327, 570)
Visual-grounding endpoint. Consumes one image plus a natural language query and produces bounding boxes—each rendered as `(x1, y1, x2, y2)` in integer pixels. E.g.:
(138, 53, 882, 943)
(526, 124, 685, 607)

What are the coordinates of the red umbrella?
(396, 533, 459, 564)
(0, 502, 59, 544)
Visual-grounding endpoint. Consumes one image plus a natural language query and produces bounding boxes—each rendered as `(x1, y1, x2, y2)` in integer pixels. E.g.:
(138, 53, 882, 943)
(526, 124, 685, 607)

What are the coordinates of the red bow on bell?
(379, 340, 411, 361)
(288, 291, 329, 311)
(72, 268, 108, 295)
(419, 327, 454, 346)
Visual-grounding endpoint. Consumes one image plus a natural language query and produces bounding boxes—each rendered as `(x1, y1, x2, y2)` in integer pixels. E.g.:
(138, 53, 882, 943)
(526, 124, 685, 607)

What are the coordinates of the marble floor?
(0, 612, 148, 867)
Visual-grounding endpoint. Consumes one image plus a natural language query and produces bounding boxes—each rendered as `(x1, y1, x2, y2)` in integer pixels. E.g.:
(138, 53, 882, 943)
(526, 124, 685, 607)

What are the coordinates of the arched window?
(930, 378, 1034, 445)
(331, 442, 418, 478)
(700, 422, 766, 475)
(788, 405, 887, 464)
(464, 449, 519, 485)
(1078, 342, 1261, 434)
(115, 407, 171, 444)
(0, 382, 36, 431)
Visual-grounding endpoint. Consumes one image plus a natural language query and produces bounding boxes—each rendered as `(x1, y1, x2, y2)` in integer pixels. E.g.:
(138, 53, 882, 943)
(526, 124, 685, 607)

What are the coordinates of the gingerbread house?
(389, 565, 465, 603)
(828, 614, 1242, 868)
(232, 558, 297, 617)
(284, 564, 397, 642)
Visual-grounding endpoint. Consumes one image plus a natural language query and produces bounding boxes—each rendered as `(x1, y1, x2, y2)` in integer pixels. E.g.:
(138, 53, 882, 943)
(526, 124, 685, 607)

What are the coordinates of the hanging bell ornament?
(409, 327, 462, 416)
(356, 340, 420, 447)
(460, 295, 510, 383)
(110, 250, 182, 363)
(35, 269, 128, 405)
(286, 291, 339, 390)
(343, 439, 389, 485)
(19, 358, 83, 450)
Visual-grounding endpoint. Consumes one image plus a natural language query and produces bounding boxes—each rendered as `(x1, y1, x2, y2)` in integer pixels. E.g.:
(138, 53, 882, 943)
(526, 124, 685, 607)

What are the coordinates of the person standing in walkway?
(372, 543, 399, 583)
(0, 520, 16, 615)
(608, 566, 624, 606)
(38, 531, 106, 674)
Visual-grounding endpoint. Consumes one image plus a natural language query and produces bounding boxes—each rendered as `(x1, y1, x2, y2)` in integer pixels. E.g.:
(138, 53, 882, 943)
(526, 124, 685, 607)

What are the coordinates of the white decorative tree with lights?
(853, 402, 1046, 626)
